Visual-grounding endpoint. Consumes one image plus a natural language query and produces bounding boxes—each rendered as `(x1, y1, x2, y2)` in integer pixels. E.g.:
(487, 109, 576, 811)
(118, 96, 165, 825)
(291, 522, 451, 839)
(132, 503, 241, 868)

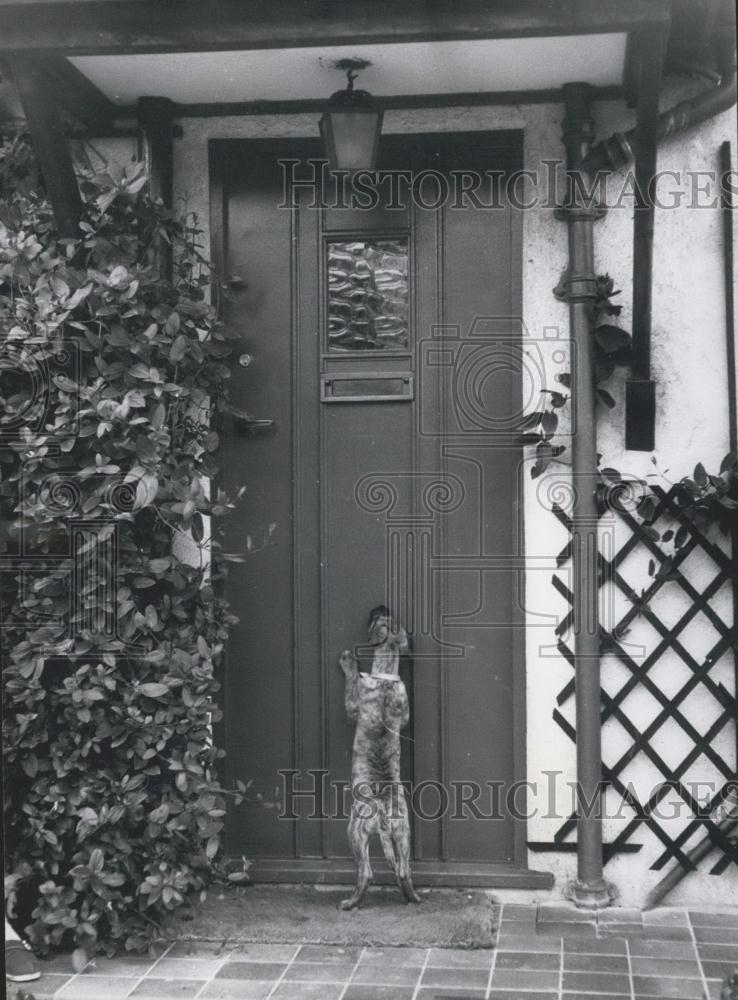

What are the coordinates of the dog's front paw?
(339, 650, 358, 677)
(339, 896, 359, 911)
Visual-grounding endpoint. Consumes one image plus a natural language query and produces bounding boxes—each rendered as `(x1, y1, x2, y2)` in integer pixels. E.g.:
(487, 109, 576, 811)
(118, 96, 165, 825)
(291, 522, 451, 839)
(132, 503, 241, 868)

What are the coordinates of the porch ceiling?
(69, 34, 628, 107)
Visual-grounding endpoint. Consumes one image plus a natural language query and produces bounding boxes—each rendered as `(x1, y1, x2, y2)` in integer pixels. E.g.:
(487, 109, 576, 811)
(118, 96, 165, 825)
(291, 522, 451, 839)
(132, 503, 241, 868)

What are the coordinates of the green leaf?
(191, 513, 204, 543)
(594, 324, 631, 353)
(139, 683, 169, 698)
(169, 335, 187, 362)
(517, 410, 546, 430)
(514, 433, 543, 447)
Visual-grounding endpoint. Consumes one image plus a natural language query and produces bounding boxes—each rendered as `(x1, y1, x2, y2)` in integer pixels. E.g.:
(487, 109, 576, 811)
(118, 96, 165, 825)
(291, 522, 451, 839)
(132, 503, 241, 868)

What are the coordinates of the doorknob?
(238, 353, 255, 368)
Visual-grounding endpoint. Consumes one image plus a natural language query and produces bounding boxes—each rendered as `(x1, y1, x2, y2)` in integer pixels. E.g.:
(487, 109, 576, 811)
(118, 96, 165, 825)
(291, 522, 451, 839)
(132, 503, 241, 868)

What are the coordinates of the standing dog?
(338, 606, 421, 910)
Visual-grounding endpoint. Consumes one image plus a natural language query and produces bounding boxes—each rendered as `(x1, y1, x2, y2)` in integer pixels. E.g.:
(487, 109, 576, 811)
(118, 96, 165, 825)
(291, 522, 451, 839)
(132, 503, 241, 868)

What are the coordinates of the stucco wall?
(97, 82, 737, 907)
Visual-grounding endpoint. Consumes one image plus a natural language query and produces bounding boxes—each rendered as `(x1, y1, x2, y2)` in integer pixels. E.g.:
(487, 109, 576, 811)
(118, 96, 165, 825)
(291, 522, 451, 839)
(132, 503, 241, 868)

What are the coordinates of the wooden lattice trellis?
(528, 484, 738, 874)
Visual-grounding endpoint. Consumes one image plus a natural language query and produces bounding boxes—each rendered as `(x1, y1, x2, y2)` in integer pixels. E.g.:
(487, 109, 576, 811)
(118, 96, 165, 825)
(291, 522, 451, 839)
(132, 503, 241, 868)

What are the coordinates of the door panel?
(215, 132, 524, 872)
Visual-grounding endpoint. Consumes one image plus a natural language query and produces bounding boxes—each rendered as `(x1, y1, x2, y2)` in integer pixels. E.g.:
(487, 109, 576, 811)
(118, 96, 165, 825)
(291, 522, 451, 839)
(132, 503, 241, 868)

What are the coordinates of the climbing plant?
(1, 134, 249, 963)
(516, 271, 738, 551)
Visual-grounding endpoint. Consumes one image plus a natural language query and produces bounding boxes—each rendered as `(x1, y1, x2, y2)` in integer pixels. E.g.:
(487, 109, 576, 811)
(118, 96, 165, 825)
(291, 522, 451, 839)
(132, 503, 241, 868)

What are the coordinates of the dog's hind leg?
(392, 792, 421, 904)
(340, 811, 372, 911)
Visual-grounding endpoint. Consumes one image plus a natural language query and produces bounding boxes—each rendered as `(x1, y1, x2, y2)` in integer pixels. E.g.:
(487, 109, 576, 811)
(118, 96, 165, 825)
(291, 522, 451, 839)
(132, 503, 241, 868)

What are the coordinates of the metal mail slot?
(320, 372, 414, 403)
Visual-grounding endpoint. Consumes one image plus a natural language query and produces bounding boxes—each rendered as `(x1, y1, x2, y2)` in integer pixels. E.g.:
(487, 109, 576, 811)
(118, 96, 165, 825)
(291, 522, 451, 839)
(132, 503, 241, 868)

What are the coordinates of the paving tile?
(216, 961, 287, 980)
(269, 984, 344, 1000)
(598, 908, 643, 924)
(689, 910, 738, 929)
(634, 996, 708, 1000)
(227, 944, 299, 963)
(343, 987, 416, 1000)
(163, 942, 226, 959)
(702, 960, 738, 979)
(283, 962, 355, 982)
(632, 975, 706, 998)
(56, 976, 139, 999)
(426, 948, 493, 968)
(198, 981, 274, 1000)
(416, 990, 487, 999)
(22, 972, 74, 998)
(562, 995, 631, 1000)
(630, 957, 702, 978)
(562, 970, 631, 994)
(358, 947, 428, 966)
(490, 967, 560, 991)
(563, 952, 629, 973)
(596, 923, 644, 937)
(351, 964, 421, 986)
(639, 927, 694, 942)
(488, 992, 558, 1000)
(538, 922, 597, 939)
(293, 944, 361, 964)
(629, 939, 699, 959)
(694, 926, 738, 945)
(420, 966, 489, 989)
(538, 904, 596, 924)
(82, 956, 159, 976)
(643, 910, 690, 927)
(706, 982, 725, 1000)
(564, 937, 627, 956)
(502, 904, 539, 920)
(129, 979, 206, 999)
(498, 933, 562, 953)
(495, 951, 561, 971)
(697, 944, 738, 962)
(157, 959, 227, 980)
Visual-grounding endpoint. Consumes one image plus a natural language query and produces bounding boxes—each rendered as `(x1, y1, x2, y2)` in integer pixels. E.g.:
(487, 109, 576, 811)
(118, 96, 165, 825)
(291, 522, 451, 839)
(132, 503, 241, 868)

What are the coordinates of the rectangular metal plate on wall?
(320, 372, 414, 403)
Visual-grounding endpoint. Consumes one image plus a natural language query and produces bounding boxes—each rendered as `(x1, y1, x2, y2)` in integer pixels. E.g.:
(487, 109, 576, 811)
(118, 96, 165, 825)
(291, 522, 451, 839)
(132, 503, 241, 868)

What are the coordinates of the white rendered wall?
(94, 84, 735, 908)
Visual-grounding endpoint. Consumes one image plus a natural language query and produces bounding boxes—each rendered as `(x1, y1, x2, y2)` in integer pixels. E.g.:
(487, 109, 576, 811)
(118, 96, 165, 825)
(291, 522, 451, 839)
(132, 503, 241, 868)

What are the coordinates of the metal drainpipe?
(581, 4, 737, 175)
(556, 82, 611, 909)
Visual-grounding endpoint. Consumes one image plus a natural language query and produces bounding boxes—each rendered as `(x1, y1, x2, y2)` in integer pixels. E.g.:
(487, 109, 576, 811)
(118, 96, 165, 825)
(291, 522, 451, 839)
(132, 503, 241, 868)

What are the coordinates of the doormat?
(171, 884, 498, 949)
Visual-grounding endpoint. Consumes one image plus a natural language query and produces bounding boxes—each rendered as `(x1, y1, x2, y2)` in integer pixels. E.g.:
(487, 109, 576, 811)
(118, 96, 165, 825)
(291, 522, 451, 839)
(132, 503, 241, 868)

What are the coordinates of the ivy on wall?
(516, 271, 738, 553)
(1, 135, 248, 962)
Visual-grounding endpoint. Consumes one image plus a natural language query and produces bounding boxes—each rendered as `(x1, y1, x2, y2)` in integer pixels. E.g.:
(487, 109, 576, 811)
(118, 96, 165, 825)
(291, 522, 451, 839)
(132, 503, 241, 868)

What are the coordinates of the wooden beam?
(36, 55, 119, 133)
(170, 85, 625, 120)
(0, 0, 672, 55)
(6, 55, 82, 239)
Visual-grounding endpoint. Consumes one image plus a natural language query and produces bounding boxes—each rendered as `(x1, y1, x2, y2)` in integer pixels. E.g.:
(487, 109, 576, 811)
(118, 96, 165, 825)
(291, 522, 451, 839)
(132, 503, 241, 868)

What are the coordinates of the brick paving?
(22, 904, 738, 1000)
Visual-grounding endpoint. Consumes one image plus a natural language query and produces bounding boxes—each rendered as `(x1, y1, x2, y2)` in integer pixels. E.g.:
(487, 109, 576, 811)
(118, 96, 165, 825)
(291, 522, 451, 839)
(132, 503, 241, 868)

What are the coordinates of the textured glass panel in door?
(327, 238, 409, 351)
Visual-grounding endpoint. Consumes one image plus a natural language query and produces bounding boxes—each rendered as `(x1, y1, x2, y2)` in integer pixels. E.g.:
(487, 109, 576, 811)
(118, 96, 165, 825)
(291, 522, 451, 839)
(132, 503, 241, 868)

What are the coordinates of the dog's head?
(367, 605, 409, 654)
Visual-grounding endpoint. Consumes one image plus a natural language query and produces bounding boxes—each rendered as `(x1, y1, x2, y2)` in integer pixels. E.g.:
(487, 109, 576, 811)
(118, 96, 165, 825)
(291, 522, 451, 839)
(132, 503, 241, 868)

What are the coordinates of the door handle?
(226, 404, 275, 434)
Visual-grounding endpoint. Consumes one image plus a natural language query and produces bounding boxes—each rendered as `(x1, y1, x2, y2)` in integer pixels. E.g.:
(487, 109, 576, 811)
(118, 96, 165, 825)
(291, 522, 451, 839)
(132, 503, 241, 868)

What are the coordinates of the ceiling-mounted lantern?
(319, 65, 383, 172)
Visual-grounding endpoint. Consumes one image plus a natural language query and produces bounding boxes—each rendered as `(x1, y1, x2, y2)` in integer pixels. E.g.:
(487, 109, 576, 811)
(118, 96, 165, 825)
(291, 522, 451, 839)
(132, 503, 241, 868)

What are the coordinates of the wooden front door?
(212, 132, 535, 884)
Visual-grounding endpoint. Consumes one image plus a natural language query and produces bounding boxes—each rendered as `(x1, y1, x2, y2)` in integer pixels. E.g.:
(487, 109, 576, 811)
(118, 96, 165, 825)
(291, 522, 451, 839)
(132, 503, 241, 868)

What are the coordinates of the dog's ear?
(368, 604, 391, 630)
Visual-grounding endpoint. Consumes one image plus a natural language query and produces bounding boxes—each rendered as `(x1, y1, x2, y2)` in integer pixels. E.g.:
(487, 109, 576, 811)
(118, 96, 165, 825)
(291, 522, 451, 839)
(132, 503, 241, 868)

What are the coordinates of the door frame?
(209, 132, 552, 889)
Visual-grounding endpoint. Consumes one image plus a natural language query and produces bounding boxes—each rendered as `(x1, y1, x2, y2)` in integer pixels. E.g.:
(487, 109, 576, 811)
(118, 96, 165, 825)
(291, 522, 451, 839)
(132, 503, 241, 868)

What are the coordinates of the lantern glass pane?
(323, 110, 380, 171)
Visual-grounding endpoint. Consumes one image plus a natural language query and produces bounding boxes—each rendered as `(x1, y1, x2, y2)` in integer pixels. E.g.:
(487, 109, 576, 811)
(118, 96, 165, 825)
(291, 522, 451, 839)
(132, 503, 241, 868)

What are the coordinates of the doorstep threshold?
(246, 858, 554, 889)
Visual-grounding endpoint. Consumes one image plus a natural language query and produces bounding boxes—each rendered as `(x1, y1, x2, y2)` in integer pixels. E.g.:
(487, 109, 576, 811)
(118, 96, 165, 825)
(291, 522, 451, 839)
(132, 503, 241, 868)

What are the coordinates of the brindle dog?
(338, 605, 421, 910)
